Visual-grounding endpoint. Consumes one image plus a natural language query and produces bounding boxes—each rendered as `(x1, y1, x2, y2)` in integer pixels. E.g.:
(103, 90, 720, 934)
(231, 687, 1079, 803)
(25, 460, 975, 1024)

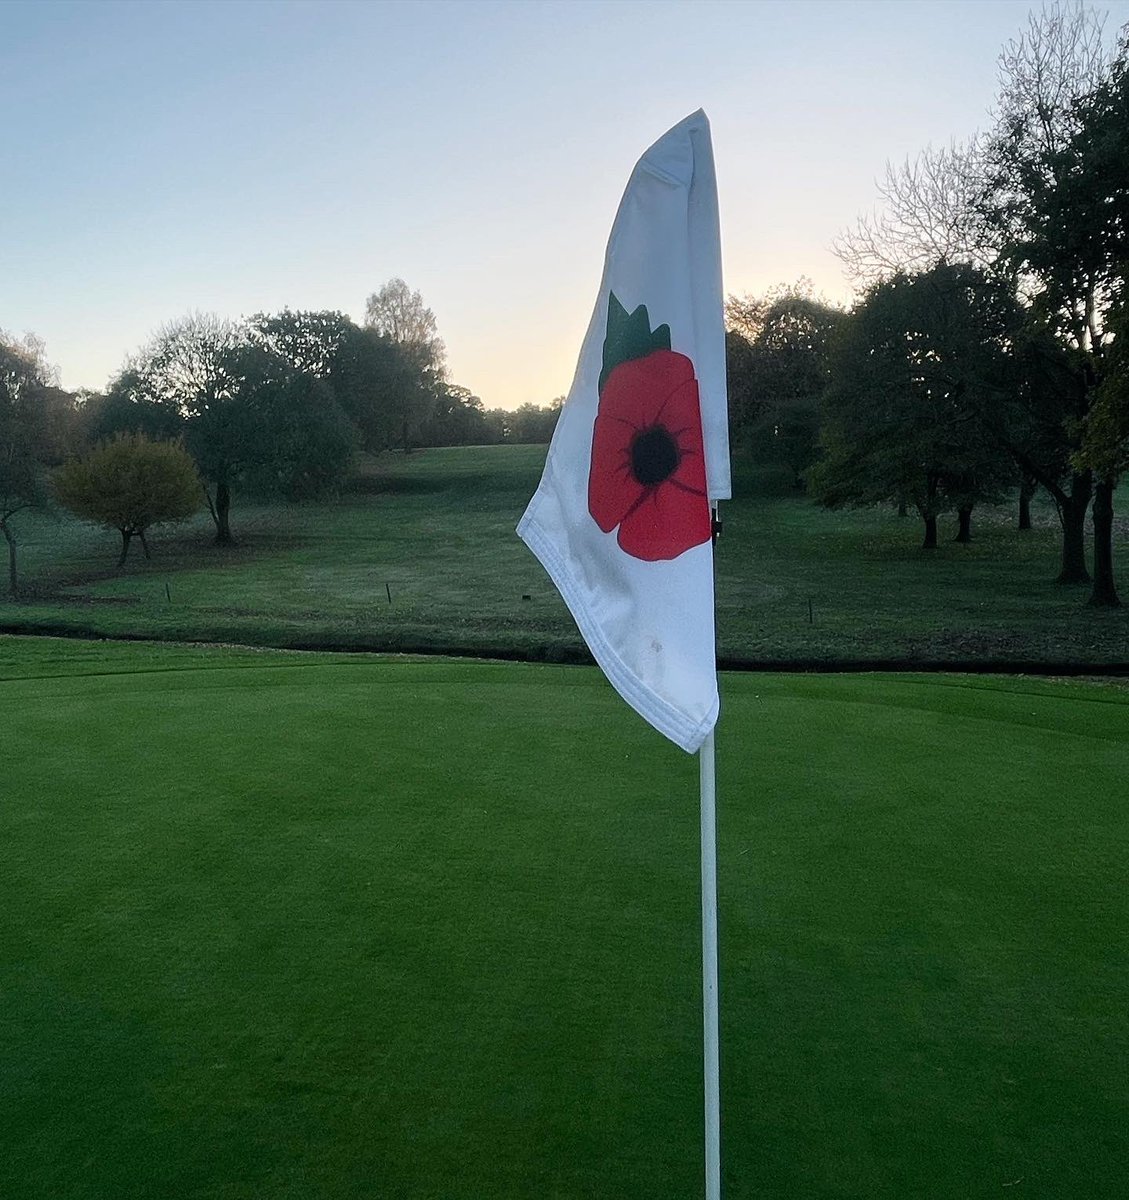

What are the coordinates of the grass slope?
(1, 445, 1127, 664)
(2, 637, 1127, 1197)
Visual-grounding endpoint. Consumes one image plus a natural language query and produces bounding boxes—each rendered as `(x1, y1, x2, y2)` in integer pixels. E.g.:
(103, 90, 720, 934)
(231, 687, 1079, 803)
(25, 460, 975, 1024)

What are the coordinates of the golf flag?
(517, 110, 729, 753)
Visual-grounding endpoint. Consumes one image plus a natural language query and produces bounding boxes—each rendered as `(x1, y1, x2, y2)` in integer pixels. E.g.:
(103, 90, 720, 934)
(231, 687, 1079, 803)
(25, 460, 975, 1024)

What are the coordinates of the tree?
(87, 369, 187, 444)
(810, 266, 1016, 548)
(980, 2, 1118, 591)
(835, 139, 990, 285)
(237, 360, 357, 501)
(363, 280, 445, 452)
(0, 332, 54, 595)
(101, 314, 243, 541)
(482, 408, 510, 444)
(723, 329, 761, 450)
(105, 315, 355, 543)
(729, 290, 843, 487)
(249, 309, 412, 454)
(363, 278, 445, 373)
(508, 400, 562, 444)
(420, 384, 489, 446)
(182, 343, 354, 535)
(53, 434, 203, 567)
(1077, 324, 1128, 606)
(1069, 31, 1129, 606)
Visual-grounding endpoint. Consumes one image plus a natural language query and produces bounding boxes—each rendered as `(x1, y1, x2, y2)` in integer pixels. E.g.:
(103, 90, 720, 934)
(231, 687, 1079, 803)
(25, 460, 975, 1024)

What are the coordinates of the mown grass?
(1, 444, 1127, 664)
(1, 635, 1127, 1198)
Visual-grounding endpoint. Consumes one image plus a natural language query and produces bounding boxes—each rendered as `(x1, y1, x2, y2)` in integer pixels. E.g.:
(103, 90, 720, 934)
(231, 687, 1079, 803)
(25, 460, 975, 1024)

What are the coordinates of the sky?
(2, 0, 1128, 408)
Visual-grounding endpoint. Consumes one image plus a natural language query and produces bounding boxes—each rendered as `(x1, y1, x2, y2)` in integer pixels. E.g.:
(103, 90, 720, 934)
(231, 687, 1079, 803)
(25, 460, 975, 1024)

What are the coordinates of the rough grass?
(2, 636, 1127, 1198)
(1, 445, 1127, 664)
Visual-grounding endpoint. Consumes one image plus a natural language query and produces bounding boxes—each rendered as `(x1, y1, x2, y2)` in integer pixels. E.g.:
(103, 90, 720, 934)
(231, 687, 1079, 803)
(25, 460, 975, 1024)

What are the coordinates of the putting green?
(2, 637, 1127, 1198)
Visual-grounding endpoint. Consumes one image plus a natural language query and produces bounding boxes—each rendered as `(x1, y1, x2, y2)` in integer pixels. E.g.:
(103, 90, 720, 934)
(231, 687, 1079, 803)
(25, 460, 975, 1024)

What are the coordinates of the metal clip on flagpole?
(701, 502, 722, 1200)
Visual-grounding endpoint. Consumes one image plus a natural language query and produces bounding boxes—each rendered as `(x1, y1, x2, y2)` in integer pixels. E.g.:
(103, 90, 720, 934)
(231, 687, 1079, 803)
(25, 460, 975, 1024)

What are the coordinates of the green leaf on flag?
(599, 293, 671, 394)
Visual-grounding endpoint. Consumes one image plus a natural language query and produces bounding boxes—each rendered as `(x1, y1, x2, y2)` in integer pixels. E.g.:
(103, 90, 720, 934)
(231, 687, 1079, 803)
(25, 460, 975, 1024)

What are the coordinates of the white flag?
(517, 110, 729, 753)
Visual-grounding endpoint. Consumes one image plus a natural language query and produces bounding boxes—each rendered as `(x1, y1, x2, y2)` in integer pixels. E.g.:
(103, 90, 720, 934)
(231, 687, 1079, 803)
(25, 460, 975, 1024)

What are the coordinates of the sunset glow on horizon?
(4, 0, 1128, 409)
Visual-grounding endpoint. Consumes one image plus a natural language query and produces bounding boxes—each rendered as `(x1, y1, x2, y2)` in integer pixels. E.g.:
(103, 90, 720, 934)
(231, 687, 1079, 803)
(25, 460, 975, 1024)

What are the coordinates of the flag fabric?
(517, 110, 729, 754)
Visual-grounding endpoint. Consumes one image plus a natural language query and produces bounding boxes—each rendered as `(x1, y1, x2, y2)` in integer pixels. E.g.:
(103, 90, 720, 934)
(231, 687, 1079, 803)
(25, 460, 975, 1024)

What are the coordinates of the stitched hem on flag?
(517, 510, 719, 754)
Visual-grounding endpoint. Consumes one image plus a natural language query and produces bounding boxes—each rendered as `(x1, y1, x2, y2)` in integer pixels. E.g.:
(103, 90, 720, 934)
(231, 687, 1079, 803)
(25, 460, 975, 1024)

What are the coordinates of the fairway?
(2, 637, 1128, 1198)
(3, 444, 1127, 667)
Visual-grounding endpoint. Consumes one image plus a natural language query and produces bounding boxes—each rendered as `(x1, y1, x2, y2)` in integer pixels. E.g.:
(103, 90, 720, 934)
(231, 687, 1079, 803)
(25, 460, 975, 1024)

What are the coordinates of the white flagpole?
(700, 724, 721, 1199)
(700, 499, 722, 1199)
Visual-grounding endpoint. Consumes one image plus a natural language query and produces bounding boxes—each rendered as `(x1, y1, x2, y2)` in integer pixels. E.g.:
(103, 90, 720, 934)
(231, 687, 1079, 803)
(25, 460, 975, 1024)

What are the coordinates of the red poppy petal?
(617, 477, 712, 562)
(656, 376, 707, 444)
(589, 346, 710, 558)
(589, 411, 646, 531)
(670, 437, 708, 497)
(599, 350, 696, 428)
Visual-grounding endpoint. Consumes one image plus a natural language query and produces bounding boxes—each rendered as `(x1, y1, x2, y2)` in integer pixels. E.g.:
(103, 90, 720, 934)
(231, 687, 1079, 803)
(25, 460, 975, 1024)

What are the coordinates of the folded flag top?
(517, 110, 730, 1200)
(517, 108, 730, 754)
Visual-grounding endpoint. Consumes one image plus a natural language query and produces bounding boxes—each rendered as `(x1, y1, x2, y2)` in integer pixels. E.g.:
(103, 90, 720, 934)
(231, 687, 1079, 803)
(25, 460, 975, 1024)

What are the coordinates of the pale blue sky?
(3, 0, 1127, 407)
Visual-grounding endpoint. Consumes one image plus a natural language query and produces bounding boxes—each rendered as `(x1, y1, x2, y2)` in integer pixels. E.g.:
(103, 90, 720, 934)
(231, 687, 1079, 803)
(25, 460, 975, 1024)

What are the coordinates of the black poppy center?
(631, 425, 679, 486)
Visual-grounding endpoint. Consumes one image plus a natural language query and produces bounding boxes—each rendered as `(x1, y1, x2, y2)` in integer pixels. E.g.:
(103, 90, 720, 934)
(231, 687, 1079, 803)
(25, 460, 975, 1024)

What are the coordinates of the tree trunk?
(2, 518, 16, 597)
(954, 506, 973, 543)
(214, 480, 234, 545)
(922, 515, 938, 549)
(201, 482, 219, 530)
(1088, 477, 1121, 608)
(1018, 473, 1037, 531)
(1057, 470, 1093, 584)
(118, 530, 132, 568)
(139, 529, 151, 560)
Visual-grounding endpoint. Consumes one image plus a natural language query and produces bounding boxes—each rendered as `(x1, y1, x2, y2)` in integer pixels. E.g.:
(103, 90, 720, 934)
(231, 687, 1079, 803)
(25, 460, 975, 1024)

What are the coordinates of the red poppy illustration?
(588, 346, 711, 561)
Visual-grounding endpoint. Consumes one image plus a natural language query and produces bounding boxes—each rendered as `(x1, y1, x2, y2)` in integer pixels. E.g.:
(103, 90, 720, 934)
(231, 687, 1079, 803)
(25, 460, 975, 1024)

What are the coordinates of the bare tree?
(994, 2, 1108, 166)
(987, 2, 1113, 349)
(834, 138, 990, 286)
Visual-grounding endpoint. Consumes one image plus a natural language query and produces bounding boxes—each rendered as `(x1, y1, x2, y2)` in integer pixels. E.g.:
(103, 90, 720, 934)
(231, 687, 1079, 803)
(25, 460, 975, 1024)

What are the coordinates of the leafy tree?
(420, 384, 489, 446)
(53, 433, 203, 567)
(104, 315, 355, 542)
(181, 344, 354, 536)
(248, 308, 354, 376)
(508, 400, 562, 445)
(87, 369, 187, 444)
(482, 408, 510, 444)
(723, 329, 761, 448)
(743, 294, 843, 487)
(363, 278, 445, 374)
(363, 280, 444, 452)
(1069, 32, 1129, 605)
(980, 2, 1118, 592)
(810, 266, 1016, 548)
(0, 332, 54, 595)
(249, 309, 411, 454)
(237, 359, 357, 500)
(100, 314, 242, 541)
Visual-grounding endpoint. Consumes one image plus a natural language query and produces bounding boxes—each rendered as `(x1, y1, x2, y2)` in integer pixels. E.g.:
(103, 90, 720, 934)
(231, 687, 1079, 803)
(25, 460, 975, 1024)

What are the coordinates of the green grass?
(1, 445, 1127, 664)
(3, 636, 1127, 1197)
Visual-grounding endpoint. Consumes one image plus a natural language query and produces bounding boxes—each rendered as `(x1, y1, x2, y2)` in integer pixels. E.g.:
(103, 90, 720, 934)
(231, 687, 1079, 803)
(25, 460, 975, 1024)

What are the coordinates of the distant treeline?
(3, 7, 1127, 612)
(2, 279, 566, 583)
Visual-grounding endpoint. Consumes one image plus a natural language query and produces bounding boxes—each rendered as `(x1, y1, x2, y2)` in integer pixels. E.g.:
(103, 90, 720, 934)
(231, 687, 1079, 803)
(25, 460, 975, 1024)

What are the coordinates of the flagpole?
(701, 494, 722, 1200)
(700, 724, 721, 1199)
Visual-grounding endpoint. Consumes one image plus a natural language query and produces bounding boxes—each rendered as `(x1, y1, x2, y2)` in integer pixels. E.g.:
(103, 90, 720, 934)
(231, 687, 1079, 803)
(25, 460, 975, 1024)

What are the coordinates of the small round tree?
(53, 433, 204, 567)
